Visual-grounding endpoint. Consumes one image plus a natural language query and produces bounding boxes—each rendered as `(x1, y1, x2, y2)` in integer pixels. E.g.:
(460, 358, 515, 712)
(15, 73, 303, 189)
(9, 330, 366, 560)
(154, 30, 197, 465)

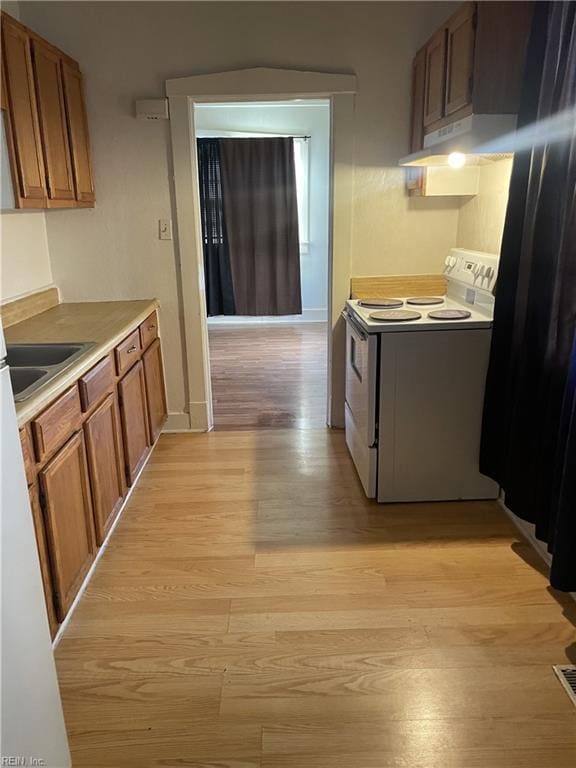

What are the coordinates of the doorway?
(194, 100, 330, 430)
(166, 67, 356, 432)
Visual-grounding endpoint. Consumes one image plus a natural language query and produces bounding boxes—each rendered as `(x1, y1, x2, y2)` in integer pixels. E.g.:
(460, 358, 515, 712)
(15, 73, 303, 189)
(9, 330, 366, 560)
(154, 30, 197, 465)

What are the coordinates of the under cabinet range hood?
(399, 114, 517, 167)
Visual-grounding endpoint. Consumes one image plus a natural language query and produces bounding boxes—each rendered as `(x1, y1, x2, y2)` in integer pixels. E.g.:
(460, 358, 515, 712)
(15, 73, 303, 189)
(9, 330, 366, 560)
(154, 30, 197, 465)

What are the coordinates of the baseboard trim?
(207, 308, 327, 325)
(164, 411, 191, 431)
(189, 400, 212, 431)
(500, 499, 576, 602)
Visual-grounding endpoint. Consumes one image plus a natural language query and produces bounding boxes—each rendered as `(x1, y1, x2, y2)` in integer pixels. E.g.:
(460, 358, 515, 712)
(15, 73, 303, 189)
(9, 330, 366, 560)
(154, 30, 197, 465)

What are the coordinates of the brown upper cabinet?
(410, 47, 427, 153)
(423, 28, 446, 128)
(410, 1, 533, 150)
(31, 38, 76, 206)
(1, 15, 46, 207)
(444, 2, 476, 117)
(61, 61, 95, 205)
(0, 11, 95, 209)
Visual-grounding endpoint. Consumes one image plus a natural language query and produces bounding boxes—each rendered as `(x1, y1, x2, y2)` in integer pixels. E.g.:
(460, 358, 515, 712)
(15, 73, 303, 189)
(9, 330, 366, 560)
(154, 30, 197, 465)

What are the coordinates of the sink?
(7, 342, 94, 368)
(6, 342, 96, 402)
(9, 367, 51, 402)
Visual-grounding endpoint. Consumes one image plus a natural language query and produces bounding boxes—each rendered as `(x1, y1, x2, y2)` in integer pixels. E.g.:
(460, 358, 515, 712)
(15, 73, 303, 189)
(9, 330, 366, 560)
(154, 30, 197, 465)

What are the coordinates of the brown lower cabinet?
(29, 484, 59, 638)
(39, 430, 96, 621)
(21, 313, 166, 630)
(84, 393, 126, 545)
(143, 338, 168, 443)
(118, 359, 151, 485)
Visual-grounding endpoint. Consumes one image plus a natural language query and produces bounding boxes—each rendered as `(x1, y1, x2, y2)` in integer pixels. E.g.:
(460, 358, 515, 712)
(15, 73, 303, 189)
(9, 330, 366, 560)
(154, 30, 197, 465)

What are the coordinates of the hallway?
(208, 323, 328, 430)
(54, 429, 576, 768)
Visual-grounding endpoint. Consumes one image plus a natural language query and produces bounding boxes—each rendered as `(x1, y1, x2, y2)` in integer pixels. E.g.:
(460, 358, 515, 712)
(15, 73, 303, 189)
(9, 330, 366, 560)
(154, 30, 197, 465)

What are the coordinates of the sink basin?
(9, 367, 51, 402)
(7, 342, 94, 368)
(6, 341, 96, 402)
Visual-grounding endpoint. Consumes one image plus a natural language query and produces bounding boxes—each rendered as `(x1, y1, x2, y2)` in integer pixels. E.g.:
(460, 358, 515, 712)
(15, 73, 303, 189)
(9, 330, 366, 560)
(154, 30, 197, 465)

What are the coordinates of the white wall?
(195, 101, 330, 322)
(19, 0, 459, 422)
(0, 213, 53, 301)
(457, 158, 513, 254)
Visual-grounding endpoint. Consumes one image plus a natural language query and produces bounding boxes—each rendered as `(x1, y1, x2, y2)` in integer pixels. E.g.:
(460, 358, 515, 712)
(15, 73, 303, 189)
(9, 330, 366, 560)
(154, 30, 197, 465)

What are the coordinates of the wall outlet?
(159, 219, 172, 240)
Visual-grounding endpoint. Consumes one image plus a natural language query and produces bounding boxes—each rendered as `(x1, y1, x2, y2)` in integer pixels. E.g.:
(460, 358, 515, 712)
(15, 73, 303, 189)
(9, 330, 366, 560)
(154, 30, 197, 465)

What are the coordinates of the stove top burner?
(358, 298, 404, 308)
(427, 309, 472, 320)
(406, 296, 445, 306)
(369, 309, 422, 322)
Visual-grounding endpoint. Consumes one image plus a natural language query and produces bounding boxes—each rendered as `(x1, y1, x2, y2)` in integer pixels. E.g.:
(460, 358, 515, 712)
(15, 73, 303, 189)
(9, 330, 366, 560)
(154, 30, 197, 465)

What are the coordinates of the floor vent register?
(553, 665, 576, 707)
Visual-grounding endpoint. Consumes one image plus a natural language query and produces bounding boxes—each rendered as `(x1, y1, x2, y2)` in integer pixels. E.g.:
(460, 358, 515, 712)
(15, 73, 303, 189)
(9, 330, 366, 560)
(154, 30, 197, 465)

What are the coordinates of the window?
(196, 130, 311, 254)
(293, 137, 310, 254)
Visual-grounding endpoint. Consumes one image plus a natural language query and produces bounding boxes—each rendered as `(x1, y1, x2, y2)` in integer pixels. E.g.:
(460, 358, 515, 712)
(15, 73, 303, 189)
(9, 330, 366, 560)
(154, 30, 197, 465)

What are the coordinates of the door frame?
(166, 67, 356, 430)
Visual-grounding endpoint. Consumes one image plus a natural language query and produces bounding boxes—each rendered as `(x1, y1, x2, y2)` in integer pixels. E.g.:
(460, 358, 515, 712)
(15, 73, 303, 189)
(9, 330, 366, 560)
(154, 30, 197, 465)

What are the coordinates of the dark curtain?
(219, 138, 302, 316)
(480, 2, 576, 590)
(197, 139, 236, 316)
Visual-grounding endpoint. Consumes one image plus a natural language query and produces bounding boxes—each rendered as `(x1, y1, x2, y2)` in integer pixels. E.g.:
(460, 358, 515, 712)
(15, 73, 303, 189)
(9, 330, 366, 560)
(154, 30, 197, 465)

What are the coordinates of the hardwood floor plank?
(229, 603, 576, 633)
(54, 430, 576, 767)
(66, 719, 261, 768)
(221, 665, 568, 706)
(261, 715, 576, 755)
(262, 748, 576, 768)
(209, 323, 327, 430)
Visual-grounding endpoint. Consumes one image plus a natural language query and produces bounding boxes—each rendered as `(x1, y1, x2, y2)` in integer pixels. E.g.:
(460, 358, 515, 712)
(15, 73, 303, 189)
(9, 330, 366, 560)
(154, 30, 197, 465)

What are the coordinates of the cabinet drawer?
(115, 329, 141, 376)
(32, 385, 82, 462)
(79, 354, 114, 411)
(139, 311, 158, 350)
(20, 425, 36, 485)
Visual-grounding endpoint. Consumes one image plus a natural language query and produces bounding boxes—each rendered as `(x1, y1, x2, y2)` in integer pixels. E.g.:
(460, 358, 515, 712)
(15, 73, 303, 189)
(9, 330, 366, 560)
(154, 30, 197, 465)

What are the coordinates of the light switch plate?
(158, 219, 172, 240)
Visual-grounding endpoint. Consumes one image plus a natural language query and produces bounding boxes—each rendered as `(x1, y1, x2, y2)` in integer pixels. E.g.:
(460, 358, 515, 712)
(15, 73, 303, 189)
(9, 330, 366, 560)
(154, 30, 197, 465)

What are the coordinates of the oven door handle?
(342, 310, 368, 341)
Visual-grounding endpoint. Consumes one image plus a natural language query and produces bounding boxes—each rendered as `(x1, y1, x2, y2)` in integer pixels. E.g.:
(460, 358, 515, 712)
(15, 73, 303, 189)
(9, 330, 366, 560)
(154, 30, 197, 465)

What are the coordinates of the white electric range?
(343, 248, 500, 503)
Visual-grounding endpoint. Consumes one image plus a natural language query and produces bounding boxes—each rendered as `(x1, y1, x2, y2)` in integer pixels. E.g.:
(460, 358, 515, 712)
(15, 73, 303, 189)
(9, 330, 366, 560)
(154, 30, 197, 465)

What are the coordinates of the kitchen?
(1, 2, 576, 767)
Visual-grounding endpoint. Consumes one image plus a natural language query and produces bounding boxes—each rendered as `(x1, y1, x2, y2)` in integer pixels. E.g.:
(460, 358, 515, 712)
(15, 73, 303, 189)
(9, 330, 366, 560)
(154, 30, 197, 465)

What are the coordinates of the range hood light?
(398, 114, 518, 167)
(447, 152, 466, 169)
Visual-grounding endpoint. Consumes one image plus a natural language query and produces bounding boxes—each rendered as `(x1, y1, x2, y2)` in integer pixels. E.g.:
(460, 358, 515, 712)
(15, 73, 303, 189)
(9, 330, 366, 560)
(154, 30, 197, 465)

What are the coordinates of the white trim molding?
(207, 309, 328, 326)
(166, 67, 357, 99)
(167, 67, 357, 430)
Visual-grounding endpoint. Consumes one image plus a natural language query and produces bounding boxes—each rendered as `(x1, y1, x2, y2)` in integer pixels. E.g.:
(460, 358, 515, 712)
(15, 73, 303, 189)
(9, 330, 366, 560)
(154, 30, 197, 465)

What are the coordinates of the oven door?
(344, 312, 378, 497)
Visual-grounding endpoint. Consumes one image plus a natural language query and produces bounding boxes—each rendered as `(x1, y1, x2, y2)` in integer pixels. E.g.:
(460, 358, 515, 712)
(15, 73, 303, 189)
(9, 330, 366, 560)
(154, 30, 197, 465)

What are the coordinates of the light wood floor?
(55, 429, 576, 767)
(208, 323, 327, 430)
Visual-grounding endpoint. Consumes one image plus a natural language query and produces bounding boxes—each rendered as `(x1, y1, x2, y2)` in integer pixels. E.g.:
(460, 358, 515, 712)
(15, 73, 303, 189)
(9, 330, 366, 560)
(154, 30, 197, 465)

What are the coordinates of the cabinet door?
(29, 484, 59, 638)
(410, 46, 426, 153)
(19, 425, 36, 486)
(118, 360, 150, 485)
(61, 60, 94, 204)
(143, 338, 167, 443)
(445, 2, 476, 116)
(39, 431, 96, 621)
(84, 393, 126, 545)
(31, 39, 75, 206)
(1, 61, 19, 208)
(423, 28, 447, 127)
(1, 16, 46, 206)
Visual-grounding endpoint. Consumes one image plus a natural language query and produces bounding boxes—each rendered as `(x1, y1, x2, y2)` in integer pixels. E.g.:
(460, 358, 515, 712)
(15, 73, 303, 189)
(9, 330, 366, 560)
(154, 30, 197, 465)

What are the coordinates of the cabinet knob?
(127, 345, 137, 353)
